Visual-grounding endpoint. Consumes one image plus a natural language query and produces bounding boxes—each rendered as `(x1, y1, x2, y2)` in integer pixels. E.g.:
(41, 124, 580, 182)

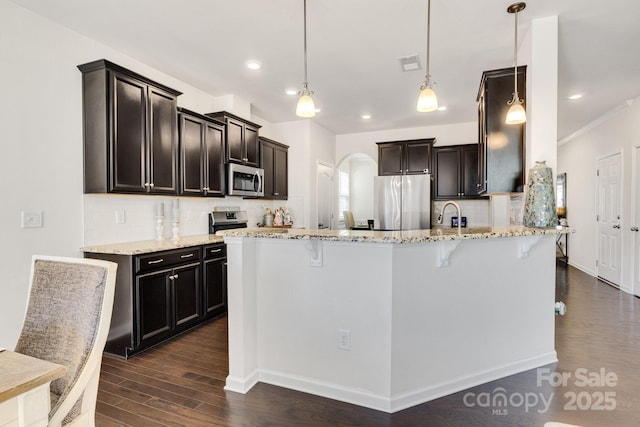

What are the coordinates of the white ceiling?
(10, 0, 640, 140)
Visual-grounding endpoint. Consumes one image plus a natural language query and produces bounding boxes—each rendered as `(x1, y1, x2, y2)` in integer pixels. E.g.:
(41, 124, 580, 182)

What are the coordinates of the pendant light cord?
(425, 0, 431, 84)
(513, 6, 518, 97)
(303, 0, 309, 90)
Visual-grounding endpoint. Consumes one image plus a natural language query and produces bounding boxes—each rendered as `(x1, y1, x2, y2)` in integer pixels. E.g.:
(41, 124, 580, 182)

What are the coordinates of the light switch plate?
(21, 211, 43, 228)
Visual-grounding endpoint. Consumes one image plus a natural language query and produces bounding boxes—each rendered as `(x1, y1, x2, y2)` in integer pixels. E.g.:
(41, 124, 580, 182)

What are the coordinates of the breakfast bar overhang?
(219, 226, 569, 413)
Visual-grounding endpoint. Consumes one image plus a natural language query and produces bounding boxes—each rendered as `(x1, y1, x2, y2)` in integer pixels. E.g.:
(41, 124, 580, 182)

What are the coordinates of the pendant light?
(506, 2, 526, 124)
(296, 0, 315, 117)
(416, 0, 438, 112)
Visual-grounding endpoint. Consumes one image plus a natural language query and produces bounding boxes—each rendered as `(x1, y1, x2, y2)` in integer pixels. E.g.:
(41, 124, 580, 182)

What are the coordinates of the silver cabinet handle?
(274, 192, 279, 196)
(180, 253, 194, 259)
(169, 273, 179, 280)
(147, 258, 164, 264)
(631, 227, 639, 232)
(210, 248, 222, 254)
(613, 224, 620, 229)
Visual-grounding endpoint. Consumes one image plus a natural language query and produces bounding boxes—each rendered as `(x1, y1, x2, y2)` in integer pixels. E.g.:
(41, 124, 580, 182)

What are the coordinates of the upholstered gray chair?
(14, 255, 117, 427)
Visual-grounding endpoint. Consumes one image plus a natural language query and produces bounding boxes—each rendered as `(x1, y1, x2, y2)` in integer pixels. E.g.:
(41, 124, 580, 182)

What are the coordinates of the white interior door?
(632, 146, 640, 295)
(597, 153, 622, 286)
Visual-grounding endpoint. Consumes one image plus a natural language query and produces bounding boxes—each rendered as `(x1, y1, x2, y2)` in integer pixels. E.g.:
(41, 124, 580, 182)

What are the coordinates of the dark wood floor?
(96, 263, 640, 426)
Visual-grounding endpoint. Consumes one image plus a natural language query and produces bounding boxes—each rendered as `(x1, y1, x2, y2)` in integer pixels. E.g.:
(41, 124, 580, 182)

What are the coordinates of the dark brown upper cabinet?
(260, 137, 289, 200)
(178, 108, 226, 197)
(78, 59, 181, 194)
(477, 66, 526, 194)
(433, 144, 481, 200)
(205, 111, 261, 167)
(376, 139, 435, 176)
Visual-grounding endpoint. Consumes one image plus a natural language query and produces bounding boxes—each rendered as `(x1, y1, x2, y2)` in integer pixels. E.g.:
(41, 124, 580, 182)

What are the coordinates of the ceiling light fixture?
(505, 2, 527, 125)
(568, 94, 583, 100)
(416, 0, 438, 112)
(296, 0, 315, 118)
(246, 60, 261, 70)
(361, 114, 371, 120)
(286, 89, 298, 96)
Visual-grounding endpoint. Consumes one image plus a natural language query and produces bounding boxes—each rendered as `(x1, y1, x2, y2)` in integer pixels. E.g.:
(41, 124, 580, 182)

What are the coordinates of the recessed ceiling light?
(246, 60, 261, 70)
(285, 89, 298, 96)
(437, 106, 447, 111)
(568, 94, 583, 100)
(361, 114, 371, 120)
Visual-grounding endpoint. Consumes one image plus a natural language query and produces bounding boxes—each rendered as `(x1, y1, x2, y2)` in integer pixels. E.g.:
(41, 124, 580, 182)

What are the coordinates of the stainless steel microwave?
(227, 163, 264, 197)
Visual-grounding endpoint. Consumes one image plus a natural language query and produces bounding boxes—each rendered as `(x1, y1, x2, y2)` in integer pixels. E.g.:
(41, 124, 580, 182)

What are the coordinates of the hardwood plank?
(95, 264, 640, 427)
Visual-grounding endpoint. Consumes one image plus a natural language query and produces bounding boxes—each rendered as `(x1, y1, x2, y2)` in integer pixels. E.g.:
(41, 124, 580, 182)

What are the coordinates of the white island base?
(222, 228, 559, 413)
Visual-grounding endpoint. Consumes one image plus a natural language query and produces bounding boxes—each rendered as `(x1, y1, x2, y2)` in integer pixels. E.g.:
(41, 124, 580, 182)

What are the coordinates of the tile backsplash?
(83, 194, 304, 246)
(431, 199, 490, 228)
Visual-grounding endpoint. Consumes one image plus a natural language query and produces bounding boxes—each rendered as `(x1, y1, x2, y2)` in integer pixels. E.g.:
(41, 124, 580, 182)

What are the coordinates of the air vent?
(399, 55, 422, 72)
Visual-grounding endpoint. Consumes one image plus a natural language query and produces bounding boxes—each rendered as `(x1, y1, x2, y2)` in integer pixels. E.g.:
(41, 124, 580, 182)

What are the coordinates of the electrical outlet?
(21, 211, 43, 228)
(337, 329, 351, 351)
(115, 209, 126, 224)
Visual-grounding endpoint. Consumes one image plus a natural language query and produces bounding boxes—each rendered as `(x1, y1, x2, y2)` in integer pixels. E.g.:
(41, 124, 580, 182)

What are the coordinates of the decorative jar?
(523, 161, 558, 227)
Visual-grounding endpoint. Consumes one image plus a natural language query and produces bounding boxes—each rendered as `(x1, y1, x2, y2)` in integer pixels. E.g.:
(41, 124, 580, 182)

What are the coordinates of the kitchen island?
(218, 226, 571, 413)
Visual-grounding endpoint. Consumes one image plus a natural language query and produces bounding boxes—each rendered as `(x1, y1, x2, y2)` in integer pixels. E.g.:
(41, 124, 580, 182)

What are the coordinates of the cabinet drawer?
(136, 247, 201, 273)
(204, 244, 226, 260)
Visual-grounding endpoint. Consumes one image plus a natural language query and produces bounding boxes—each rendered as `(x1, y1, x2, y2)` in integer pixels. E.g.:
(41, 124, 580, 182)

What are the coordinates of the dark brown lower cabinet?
(86, 243, 225, 358)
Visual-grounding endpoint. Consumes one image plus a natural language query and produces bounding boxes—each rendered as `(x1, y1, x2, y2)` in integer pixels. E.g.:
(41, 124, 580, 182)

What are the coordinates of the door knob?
(631, 226, 639, 232)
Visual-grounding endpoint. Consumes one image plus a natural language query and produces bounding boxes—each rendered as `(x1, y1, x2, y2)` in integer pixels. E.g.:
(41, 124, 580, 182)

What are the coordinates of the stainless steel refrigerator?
(373, 174, 431, 230)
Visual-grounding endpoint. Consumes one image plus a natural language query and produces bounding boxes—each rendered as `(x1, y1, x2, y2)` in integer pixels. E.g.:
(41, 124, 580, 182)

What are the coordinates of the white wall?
(558, 97, 640, 293)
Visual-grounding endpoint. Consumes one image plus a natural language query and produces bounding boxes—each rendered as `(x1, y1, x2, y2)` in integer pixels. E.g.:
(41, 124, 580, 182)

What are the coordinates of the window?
(338, 171, 349, 221)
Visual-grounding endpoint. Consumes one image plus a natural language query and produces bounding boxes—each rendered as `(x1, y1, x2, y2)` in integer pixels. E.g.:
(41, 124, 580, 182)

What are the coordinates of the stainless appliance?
(227, 163, 264, 197)
(209, 210, 248, 233)
(373, 174, 431, 230)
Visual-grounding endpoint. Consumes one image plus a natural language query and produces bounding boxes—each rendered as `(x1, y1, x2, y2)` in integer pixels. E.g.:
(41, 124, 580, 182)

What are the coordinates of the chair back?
(343, 210, 355, 229)
(14, 255, 117, 426)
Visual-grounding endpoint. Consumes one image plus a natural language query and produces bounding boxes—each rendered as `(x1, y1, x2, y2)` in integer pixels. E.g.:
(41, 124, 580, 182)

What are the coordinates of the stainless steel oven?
(227, 163, 264, 197)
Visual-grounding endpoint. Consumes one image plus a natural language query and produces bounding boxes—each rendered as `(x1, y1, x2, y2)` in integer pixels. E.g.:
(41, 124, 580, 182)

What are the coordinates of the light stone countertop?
(81, 226, 573, 254)
(218, 225, 573, 244)
(81, 234, 224, 255)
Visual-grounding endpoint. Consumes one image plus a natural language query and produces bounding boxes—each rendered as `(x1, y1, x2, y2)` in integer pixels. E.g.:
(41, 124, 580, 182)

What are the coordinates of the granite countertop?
(82, 234, 223, 255)
(218, 225, 573, 244)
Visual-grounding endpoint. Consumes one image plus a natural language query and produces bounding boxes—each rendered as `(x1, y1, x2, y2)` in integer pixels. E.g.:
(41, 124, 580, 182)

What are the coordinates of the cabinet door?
(461, 146, 480, 198)
(244, 125, 260, 167)
(203, 257, 226, 319)
(405, 142, 432, 174)
(433, 148, 461, 199)
(261, 140, 275, 197)
(226, 118, 244, 164)
(274, 145, 288, 199)
(204, 121, 225, 196)
(136, 269, 172, 346)
(148, 86, 178, 193)
(179, 114, 205, 195)
(378, 144, 404, 175)
(111, 73, 147, 193)
(172, 262, 201, 330)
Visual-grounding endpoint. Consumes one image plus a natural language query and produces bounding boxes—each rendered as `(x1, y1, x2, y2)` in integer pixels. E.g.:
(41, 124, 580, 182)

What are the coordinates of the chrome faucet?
(437, 201, 462, 232)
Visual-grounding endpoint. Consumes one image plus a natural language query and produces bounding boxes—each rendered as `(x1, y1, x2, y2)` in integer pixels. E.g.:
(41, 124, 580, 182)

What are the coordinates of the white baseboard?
(224, 370, 259, 394)
(251, 351, 558, 413)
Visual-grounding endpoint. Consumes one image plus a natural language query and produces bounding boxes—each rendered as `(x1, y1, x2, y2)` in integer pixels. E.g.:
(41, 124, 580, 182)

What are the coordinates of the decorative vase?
(523, 161, 558, 228)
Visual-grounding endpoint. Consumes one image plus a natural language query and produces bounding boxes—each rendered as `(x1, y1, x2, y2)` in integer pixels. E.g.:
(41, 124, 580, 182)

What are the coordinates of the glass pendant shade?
(506, 102, 526, 124)
(417, 86, 438, 112)
(296, 93, 316, 118)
